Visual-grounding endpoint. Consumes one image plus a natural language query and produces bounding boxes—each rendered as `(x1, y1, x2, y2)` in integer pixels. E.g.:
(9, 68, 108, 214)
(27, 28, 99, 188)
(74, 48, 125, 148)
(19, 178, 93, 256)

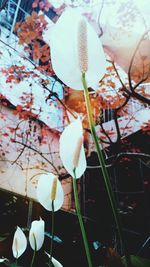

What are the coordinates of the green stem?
(82, 72, 131, 267)
(15, 258, 18, 267)
(73, 169, 93, 267)
(30, 234, 37, 267)
(49, 200, 55, 267)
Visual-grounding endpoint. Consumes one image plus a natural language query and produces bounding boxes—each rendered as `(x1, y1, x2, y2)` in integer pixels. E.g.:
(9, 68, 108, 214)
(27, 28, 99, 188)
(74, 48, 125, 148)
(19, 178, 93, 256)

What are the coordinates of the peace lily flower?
(12, 226, 27, 258)
(45, 251, 63, 267)
(37, 173, 64, 211)
(0, 258, 9, 263)
(60, 117, 86, 178)
(29, 218, 45, 251)
(45, 8, 106, 90)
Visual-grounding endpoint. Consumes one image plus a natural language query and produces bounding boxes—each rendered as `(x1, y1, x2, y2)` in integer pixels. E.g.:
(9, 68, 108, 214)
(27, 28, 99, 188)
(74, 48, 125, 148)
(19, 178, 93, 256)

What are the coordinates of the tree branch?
(13, 140, 59, 175)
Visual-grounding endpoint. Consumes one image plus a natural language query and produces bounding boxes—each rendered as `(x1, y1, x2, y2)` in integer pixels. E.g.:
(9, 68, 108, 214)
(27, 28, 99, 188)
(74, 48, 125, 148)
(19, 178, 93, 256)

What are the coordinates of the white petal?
(48, 8, 106, 90)
(12, 226, 27, 258)
(60, 118, 87, 178)
(52, 257, 63, 267)
(29, 219, 45, 251)
(37, 173, 64, 211)
(45, 252, 63, 267)
(0, 258, 8, 263)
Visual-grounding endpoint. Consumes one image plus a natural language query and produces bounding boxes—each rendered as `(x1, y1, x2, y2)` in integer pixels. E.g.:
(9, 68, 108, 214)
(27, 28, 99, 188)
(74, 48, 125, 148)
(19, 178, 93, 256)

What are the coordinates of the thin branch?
(107, 60, 131, 111)
(100, 123, 114, 144)
(13, 140, 59, 175)
(128, 29, 150, 105)
(107, 152, 150, 166)
(12, 125, 29, 165)
(42, 83, 77, 119)
(97, 0, 105, 37)
(130, 90, 150, 105)
(109, 60, 126, 90)
(128, 31, 149, 88)
(0, 0, 8, 11)
(0, 39, 36, 67)
(114, 112, 121, 141)
(85, 128, 111, 145)
(110, 56, 150, 109)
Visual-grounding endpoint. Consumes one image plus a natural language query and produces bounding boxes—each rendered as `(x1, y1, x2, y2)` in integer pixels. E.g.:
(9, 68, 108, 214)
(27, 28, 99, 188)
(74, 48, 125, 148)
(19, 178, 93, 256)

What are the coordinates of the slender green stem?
(73, 169, 93, 267)
(30, 233, 37, 267)
(82, 72, 131, 267)
(15, 258, 18, 267)
(49, 200, 55, 267)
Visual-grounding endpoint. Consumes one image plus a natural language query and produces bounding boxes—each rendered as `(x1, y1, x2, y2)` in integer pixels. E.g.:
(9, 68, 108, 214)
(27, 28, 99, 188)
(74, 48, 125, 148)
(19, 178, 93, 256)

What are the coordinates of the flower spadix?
(12, 226, 27, 258)
(29, 218, 45, 251)
(37, 173, 64, 211)
(47, 8, 106, 90)
(60, 118, 86, 178)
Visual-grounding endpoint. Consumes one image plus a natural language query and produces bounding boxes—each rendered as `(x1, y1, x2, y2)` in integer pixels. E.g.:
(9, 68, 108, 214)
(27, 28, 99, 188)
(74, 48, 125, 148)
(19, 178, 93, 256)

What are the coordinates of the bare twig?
(127, 30, 150, 105)
(100, 122, 114, 144)
(13, 140, 59, 175)
(107, 152, 150, 166)
(97, 0, 105, 37)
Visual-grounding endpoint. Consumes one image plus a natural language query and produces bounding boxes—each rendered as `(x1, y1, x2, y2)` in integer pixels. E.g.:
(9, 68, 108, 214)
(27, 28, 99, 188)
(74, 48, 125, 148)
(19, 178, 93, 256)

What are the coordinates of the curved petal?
(12, 226, 27, 258)
(45, 252, 63, 267)
(37, 173, 64, 211)
(0, 258, 8, 263)
(29, 219, 45, 251)
(51, 257, 63, 267)
(46, 8, 106, 90)
(60, 118, 87, 178)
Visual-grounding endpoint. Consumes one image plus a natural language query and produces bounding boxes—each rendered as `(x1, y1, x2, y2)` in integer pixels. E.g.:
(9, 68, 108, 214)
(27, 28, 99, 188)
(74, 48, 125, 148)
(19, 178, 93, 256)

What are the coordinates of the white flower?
(12, 226, 27, 258)
(44, 8, 106, 90)
(60, 118, 86, 178)
(37, 173, 64, 211)
(0, 258, 8, 263)
(45, 251, 63, 267)
(29, 218, 45, 251)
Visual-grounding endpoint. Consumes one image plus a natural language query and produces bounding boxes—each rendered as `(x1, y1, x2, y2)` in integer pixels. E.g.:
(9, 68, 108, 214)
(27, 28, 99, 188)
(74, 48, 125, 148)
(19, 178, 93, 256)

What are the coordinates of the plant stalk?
(49, 200, 55, 267)
(30, 233, 37, 267)
(73, 169, 93, 267)
(15, 258, 18, 267)
(82, 72, 131, 267)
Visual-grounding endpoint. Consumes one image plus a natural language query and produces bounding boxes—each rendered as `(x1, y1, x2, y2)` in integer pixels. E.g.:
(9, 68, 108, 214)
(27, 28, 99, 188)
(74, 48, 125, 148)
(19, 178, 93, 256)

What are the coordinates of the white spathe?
(44, 8, 106, 90)
(59, 118, 86, 178)
(12, 227, 27, 258)
(45, 251, 63, 267)
(29, 218, 45, 251)
(0, 258, 8, 263)
(37, 173, 64, 211)
(51, 257, 63, 267)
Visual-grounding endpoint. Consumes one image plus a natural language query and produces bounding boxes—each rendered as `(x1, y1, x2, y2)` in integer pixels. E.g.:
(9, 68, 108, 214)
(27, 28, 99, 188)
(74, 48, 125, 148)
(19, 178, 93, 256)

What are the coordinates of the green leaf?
(122, 255, 150, 267)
